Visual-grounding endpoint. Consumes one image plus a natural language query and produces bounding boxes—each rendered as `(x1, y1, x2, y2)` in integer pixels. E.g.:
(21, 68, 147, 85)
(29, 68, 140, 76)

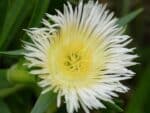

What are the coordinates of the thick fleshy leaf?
(0, 49, 24, 56)
(31, 91, 56, 113)
(0, 0, 33, 50)
(0, 99, 11, 113)
(118, 8, 143, 26)
(0, 69, 12, 89)
(7, 63, 36, 84)
(103, 101, 123, 112)
(28, 0, 50, 27)
(0, 0, 8, 34)
(23, 0, 50, 40)
(126, 67, 150, 113)
(0, 85, 24, 98)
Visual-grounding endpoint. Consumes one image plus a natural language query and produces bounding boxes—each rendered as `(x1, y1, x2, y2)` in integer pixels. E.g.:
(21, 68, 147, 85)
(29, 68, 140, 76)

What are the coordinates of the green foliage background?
(0, 0, 149, 113)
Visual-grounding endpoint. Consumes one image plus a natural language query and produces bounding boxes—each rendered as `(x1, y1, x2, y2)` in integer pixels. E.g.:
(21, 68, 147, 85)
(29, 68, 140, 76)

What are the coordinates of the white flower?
(23, 1, 137, 113)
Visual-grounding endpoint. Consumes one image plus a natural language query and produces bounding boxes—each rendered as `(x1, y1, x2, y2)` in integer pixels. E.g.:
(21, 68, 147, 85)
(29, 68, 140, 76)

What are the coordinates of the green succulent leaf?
(103, 101, 123, 112)
(0, 49, 24, 56)
(0, 0, 8, 34)
(0, 0, 34, 50)
(126, 67, 150, 113)
(118, 8, 143, 26)
(31, 91, 56, 113)
(7, 63, 36, 84)
(0, 69, 12, 89)
(0, 99, 11, 113)
(23, 0, 50, 40)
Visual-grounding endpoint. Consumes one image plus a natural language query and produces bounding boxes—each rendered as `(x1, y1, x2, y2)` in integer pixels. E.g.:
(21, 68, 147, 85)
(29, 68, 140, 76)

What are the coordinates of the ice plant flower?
(23, 1, 137, 113)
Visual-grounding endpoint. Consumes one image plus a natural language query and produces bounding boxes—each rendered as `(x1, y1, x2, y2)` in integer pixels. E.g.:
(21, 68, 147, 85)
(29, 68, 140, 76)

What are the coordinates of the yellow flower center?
(57, 41, 92, 78)
(45, 25, 106, 88)
(64, 52, 84, 72)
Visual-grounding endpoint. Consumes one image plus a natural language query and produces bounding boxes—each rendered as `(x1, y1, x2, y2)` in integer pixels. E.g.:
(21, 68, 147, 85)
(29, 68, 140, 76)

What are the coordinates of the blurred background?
(0, 0, 149, 113)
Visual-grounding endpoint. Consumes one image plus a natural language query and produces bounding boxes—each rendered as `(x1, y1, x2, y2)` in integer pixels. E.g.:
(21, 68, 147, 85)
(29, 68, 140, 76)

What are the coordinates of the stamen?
(64, 52, 82, 72)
